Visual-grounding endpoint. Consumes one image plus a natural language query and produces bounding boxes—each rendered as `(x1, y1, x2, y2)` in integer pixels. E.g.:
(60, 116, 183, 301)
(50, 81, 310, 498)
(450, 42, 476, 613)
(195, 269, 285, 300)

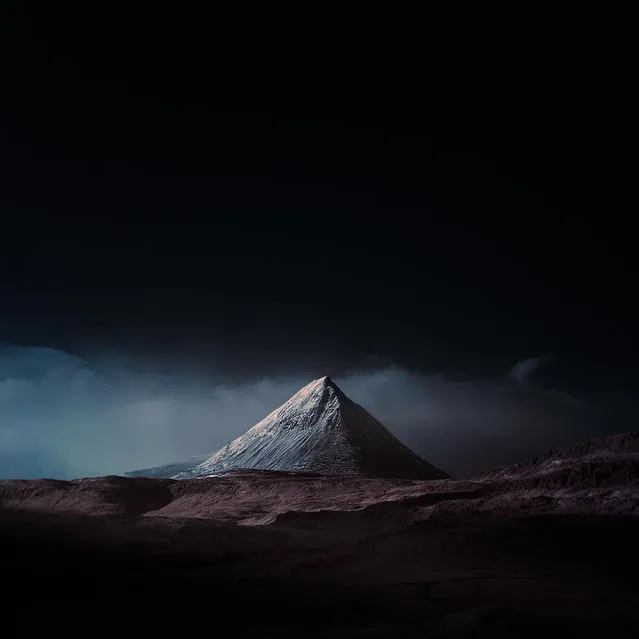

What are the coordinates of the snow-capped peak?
(164, 376, 447, 480)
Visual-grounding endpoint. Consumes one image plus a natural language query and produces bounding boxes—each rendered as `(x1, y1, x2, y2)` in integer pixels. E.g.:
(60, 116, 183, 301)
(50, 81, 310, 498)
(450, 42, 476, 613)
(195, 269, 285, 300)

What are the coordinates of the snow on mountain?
(126, 376, 447, 480)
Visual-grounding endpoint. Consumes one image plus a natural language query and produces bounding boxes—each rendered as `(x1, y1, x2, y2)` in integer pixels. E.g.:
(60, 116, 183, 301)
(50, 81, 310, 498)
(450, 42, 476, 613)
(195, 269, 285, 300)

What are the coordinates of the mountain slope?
(127, 376, 447, 480)
(124, 454, 210, 479)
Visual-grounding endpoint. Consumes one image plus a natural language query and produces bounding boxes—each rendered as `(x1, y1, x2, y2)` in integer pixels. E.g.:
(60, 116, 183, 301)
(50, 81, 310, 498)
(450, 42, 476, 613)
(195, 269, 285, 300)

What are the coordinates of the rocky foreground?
(1, 433, 638, 638)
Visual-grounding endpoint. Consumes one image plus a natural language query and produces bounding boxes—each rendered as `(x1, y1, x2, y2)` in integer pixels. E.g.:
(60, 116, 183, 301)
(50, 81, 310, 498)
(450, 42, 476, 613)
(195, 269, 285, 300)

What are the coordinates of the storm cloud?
(0, 345, 635, 479)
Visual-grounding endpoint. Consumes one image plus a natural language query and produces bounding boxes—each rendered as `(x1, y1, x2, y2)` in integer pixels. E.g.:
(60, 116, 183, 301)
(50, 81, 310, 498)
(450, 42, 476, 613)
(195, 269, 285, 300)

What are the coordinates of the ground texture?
(1, 433, 638, 637)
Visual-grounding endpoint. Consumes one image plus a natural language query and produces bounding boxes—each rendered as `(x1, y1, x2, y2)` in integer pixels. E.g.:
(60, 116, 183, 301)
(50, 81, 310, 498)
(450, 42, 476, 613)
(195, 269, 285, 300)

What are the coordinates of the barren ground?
(1, 435, 638, 637)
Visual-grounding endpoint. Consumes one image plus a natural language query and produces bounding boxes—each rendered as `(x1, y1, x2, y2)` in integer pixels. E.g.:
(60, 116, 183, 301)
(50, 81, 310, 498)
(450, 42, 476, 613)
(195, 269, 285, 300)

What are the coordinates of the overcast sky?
(1, 47, 637, 480)
(1, 344, 635, 479)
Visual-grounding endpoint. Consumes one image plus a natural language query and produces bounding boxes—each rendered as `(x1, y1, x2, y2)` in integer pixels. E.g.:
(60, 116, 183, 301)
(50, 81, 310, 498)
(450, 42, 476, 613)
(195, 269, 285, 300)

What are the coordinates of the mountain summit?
(128, 376, 447, 480)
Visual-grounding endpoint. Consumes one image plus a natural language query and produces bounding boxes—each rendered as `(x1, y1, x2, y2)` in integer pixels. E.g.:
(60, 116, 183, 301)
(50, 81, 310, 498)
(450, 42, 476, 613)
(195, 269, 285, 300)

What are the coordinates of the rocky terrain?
(1, 431, 638, 637)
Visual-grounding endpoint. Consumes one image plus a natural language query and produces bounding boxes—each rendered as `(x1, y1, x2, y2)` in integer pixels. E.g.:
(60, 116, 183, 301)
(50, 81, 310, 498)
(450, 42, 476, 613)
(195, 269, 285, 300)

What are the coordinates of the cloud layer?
(0, 346, 635, 479)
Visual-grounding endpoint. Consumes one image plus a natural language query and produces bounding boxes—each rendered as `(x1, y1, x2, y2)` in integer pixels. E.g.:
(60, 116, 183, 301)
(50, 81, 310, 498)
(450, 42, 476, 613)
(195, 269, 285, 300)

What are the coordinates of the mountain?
(126, 376, 448, 480)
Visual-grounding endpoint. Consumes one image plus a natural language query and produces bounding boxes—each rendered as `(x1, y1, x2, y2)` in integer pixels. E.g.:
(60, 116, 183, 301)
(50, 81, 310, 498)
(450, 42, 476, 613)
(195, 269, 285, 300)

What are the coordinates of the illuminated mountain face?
(129, 376, 448, 480)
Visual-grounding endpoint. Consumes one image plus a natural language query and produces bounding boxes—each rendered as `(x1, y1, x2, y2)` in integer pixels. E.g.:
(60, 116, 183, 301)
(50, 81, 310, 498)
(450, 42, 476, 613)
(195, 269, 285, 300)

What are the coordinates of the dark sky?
(2, 8, 638, 388)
